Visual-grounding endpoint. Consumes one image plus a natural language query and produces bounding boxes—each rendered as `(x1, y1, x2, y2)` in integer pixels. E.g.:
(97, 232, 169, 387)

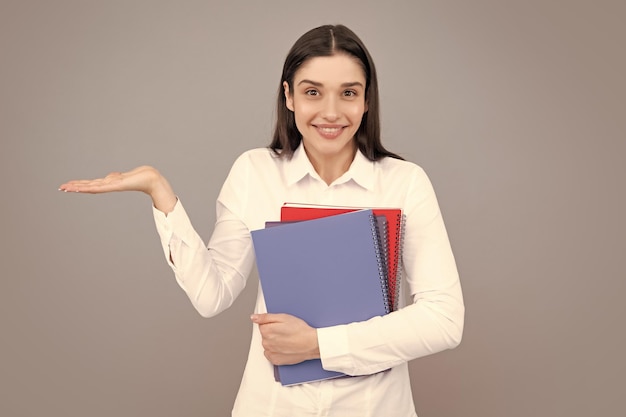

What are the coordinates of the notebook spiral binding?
(370, 213, 391, 314)
(391, 214, 407, 311)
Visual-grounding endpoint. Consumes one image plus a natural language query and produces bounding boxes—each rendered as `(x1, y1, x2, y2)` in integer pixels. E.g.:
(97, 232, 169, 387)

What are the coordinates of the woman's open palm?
(59, 165, 177, 212)
(59, 166, 160, 194)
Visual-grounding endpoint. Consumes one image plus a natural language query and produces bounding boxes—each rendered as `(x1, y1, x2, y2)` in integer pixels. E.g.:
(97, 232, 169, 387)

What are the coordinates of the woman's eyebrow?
(297, 79, 365, 88)
(341, 81, 365, 88)
(297, 79, 323, 87)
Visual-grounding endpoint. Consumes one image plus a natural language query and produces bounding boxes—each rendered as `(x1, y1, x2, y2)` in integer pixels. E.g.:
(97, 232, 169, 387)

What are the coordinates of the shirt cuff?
(152, 198, 197, 269)
(317, 324, 353, 373)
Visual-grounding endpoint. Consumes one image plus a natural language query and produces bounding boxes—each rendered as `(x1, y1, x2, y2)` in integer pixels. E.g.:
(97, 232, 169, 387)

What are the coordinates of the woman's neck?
(303, 143, 357, 185)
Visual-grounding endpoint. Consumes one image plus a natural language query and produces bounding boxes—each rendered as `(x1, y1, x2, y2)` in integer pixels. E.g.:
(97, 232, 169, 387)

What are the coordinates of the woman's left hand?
(251, 313, 320, 365)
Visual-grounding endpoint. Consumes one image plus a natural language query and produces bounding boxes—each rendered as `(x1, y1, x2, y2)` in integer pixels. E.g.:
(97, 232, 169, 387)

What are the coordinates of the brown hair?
(269, 24, 402, 161)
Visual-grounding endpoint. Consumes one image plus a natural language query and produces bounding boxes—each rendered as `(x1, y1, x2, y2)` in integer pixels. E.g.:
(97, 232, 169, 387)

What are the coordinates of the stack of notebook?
(250, 203, 405, 386)
(280, 203, 405, 312)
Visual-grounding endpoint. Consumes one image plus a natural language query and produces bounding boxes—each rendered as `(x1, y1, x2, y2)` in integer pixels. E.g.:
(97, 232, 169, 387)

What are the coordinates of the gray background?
(1, 1, 624, 416)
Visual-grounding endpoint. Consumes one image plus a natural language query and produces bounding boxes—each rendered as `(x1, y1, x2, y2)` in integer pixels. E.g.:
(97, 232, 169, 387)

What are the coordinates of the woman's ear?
(283, 81, 294, 112)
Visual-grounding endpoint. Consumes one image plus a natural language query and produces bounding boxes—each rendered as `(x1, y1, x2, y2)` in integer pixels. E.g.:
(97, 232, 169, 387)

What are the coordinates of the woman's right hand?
(59, 165, 178, 214)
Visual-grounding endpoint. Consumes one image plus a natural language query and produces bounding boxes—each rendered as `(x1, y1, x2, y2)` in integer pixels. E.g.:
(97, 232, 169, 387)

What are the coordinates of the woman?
(60, 24, 464, 417)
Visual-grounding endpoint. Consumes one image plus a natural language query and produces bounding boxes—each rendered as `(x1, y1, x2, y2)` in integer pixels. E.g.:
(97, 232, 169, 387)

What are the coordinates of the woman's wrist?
(149, 171, 178, 214)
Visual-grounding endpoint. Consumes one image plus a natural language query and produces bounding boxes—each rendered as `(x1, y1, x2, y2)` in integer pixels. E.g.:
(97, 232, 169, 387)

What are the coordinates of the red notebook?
(281, 203, 404, 311)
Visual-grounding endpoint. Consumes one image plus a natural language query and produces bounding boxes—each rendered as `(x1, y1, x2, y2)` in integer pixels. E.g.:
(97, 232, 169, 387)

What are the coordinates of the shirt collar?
(285, 142, 376, 191)
(284, 143, 316, 186)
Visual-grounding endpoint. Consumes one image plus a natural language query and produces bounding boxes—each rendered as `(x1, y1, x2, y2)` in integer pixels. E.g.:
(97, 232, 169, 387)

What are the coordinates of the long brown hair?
(269, 24, 402, 161)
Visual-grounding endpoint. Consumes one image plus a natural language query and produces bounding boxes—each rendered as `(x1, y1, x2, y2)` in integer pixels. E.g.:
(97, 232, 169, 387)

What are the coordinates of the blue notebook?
(251, 209, 389, 386)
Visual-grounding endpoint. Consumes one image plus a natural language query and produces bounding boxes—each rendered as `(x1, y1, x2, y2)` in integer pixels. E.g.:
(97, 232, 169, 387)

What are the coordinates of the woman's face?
(284, 54, 367, 166)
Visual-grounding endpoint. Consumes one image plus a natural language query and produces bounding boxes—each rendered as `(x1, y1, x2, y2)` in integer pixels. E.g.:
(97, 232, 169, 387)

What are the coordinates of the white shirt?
(153, 144, 464, 417)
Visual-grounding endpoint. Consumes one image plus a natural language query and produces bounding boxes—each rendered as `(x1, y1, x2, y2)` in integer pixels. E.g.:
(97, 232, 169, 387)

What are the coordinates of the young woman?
(59, 24, 464, 417)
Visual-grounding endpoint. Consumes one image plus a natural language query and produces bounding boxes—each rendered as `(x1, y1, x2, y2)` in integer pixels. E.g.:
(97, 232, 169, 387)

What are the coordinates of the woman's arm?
(59, 165, 255, 318)
(314, 166, 464, 376)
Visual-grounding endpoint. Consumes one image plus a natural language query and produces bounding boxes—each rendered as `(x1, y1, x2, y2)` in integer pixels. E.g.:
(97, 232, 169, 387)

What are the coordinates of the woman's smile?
(314, 124, 347, 139)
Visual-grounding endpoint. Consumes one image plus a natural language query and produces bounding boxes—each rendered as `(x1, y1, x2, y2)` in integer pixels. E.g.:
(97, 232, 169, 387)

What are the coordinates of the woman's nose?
(321, 96, 339, 121)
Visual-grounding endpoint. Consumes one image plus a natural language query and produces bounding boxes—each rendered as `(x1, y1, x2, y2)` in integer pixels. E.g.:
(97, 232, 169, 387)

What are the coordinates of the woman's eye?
(305, 89, 319, 96)
(343, 90, 357, 97)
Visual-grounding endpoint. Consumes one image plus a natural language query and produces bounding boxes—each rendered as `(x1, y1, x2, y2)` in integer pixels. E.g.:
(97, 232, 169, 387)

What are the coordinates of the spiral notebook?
(264, 214, 390, 308)
(281, 203, 405, 311)
(251, 209, 389, 386)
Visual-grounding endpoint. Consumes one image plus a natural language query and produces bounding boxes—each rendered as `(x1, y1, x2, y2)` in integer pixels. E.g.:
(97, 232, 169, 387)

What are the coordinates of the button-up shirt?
(153, 144, 464, 417)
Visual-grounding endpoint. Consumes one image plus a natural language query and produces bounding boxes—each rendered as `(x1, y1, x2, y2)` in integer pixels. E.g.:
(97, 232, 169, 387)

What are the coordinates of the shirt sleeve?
(317, 166, 465, 376)
(152, 179, 256, 319)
